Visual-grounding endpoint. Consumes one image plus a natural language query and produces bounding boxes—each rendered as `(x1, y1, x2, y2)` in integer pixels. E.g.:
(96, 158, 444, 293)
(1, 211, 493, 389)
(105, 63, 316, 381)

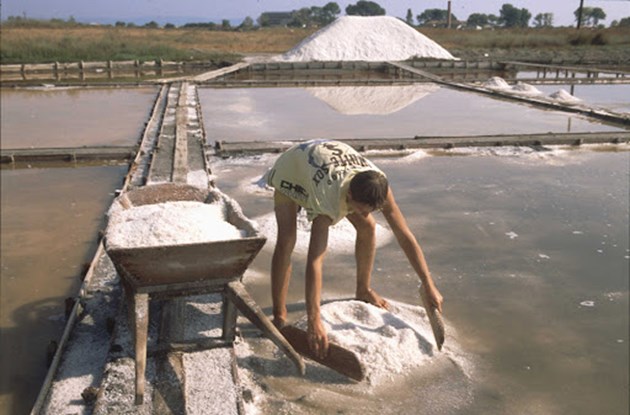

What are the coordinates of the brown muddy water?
(0, 162, 128, 415)
(198, 86, 624, 144)
(0, 87, 158, 149)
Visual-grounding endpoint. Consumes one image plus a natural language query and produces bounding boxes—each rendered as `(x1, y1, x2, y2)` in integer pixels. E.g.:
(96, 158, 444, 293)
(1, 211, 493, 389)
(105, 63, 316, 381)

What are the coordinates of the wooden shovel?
(419, 285, 445, 351)
(280, 325, 365, 381)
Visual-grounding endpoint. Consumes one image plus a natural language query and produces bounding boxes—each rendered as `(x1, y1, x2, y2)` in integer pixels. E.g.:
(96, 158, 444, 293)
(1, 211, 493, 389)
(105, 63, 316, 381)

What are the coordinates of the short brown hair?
(349, 170, 388, 210)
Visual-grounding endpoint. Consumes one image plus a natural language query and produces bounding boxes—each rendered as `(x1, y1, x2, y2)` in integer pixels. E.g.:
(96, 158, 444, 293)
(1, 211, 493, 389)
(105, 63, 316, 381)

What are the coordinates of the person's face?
(347, 192, 377, 216)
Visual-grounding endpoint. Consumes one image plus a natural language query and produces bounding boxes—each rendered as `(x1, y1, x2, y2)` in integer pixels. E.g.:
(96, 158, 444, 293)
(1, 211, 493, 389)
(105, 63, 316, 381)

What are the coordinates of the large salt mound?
(276, 16, 456, 62)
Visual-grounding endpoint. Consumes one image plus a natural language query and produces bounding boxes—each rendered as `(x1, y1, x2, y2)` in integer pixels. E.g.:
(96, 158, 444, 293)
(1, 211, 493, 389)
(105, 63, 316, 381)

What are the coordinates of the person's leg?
(271, 191, 299, 328)
(346, 212, 389, 309)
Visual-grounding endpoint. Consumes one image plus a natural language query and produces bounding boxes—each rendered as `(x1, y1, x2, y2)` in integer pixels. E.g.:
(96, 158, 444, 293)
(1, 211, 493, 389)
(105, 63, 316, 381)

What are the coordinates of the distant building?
(259, 12, 293, 27)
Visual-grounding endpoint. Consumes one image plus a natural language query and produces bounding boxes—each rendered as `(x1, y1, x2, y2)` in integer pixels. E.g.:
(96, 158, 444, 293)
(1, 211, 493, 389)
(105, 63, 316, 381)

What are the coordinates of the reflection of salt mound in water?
(276, 16, 456, 62)
(294, 300, 451, 384)
(307, 84, 440, 115)
(253, 211, 393, 256)
(549, 89, 582, 105)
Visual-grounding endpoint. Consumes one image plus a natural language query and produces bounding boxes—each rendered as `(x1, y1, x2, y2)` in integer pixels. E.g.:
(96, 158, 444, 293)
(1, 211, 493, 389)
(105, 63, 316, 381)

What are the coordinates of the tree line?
(3, 1, 629, 30)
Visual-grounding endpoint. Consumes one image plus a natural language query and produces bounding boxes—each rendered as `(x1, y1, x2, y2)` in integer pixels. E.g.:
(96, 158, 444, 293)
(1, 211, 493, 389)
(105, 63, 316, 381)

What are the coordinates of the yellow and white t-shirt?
(267, 140, 385, 224)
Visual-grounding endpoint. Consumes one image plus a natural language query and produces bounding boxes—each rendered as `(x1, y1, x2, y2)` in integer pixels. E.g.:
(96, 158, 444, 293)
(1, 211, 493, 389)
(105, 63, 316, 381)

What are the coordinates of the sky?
(1, 0, 629, 27)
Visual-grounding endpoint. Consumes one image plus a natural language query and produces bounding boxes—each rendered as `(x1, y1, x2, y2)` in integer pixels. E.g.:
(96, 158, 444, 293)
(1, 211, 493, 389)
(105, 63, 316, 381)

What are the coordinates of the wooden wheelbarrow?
(104, 183, 304, 404)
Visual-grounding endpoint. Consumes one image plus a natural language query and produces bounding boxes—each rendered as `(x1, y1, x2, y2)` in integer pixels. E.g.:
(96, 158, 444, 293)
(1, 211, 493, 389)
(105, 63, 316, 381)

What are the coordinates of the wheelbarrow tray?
(104, 183, 266, 289)
(107, 237, 266, 288)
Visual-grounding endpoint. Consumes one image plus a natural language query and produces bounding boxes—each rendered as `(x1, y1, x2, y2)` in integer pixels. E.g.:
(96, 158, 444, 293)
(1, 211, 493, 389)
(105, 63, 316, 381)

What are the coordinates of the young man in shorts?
(267, 140, 443, 358)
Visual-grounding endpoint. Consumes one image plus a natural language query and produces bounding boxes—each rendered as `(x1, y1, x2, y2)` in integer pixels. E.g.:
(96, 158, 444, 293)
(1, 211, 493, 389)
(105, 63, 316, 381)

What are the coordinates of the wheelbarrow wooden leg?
(132, 293, 149, 405)
(222, 291, 238, 342)
(226, 281, 305, 375)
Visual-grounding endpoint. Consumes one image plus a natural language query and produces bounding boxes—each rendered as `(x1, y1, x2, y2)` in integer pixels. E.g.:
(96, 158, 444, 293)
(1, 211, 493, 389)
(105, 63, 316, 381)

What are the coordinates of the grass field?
(1, 25, 629, 65)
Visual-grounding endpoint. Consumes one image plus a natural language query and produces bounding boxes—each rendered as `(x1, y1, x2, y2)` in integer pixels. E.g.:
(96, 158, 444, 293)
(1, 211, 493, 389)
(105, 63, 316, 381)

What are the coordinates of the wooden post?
(447, 1, 452, 28)
(132, 293, 149, 405)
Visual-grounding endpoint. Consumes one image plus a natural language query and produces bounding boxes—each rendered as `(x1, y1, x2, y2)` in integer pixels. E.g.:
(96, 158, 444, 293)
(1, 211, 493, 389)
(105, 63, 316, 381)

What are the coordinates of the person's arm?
(305, 214, 332, 358)
(381, 189, 443, 312)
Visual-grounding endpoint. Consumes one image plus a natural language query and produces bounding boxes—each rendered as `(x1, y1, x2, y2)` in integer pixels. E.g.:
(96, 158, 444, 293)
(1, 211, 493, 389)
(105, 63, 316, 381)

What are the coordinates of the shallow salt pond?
(0, 87, 158, 149)
(0, 162, 127, 415)
(198, 86, 623, 143)
(209, 145, 629, 415)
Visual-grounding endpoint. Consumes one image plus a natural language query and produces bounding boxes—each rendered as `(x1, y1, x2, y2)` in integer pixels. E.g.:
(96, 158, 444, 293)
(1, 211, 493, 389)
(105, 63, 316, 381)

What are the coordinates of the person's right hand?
(307, 318, 329, 359)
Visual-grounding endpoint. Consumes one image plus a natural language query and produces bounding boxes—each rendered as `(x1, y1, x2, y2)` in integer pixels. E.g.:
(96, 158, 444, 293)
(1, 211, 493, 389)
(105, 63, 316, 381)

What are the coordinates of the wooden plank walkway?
(1, 145, 136, 163)
(214, 131, 630, 157)
(33, 83, 242, 415)
(387, 61, 630, 127)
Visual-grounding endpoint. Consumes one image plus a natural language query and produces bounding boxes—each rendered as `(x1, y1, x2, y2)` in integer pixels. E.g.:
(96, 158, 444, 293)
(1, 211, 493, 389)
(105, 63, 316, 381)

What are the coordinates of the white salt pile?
(549, 89, 582, 105)
(294, 300, 441, 384)
(253, 210, 393, 256)
(482, 76, 543, 96)
(511, 82, 544, 96)
(275, 16, 456, 62)
(106, 201, 245, 249)
(307, 84, 439, 115)
(482, 76, 511, 90)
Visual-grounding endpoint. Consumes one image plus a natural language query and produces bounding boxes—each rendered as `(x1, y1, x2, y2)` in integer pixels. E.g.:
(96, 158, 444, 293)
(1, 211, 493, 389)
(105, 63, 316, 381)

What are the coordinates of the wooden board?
(280, 325, 365, 381)
(419, 286, 445, 351)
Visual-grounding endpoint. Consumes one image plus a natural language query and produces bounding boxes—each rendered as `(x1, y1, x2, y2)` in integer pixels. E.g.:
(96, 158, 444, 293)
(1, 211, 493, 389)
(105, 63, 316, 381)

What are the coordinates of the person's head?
(348, 170, 389, 214)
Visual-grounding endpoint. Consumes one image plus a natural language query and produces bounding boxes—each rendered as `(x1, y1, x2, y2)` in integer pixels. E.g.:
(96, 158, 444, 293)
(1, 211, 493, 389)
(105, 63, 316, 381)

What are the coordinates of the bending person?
(267, 140, 443, 358)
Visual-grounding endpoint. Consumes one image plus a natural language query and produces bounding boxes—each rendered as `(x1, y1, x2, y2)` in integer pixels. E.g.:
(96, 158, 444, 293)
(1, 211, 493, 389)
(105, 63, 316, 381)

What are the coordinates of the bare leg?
(271, 192, 299, 328)
(347, 212, 389, 309)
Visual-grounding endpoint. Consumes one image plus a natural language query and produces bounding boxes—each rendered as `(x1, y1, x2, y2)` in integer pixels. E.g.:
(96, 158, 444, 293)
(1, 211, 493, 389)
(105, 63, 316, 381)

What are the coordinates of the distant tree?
(499, 3, 531, 28)
(466, 13, 489, 27)
(115, 21, 126, 27)
(127, 22, 136, 28)
(406, 9, 414, 25)
(239, 16, 255, 30)
(615, 16, 630, 27)
(533, 12, 553, 28)
(346, 1, 386, 16)
(144, 20, 159, 28)
(164, 23, 176, 29)
(575, 7, 606, 27)
(321, 2, 341, 24)
(221, 19, 231, 30)
(287, 3, 340, 27)
(417, 8, 457, 26)
(289, 7, 311, 27)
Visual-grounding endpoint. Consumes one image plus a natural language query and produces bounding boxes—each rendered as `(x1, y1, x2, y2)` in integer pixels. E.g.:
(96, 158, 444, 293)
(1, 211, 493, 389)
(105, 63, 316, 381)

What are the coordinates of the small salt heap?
(106, 201, 245, 249)
(549, 89, 582, 105)
(482, 76, 543, 96)
(275, 16, 456, 62)
(482, 76, 511, 90)
(293, 300, 440, 385)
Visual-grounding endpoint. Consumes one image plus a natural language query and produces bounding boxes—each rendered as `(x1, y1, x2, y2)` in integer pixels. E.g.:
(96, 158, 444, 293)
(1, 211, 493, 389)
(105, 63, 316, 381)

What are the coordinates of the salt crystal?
(293, 300, 437, 385)
(106, 201, 244, 249)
